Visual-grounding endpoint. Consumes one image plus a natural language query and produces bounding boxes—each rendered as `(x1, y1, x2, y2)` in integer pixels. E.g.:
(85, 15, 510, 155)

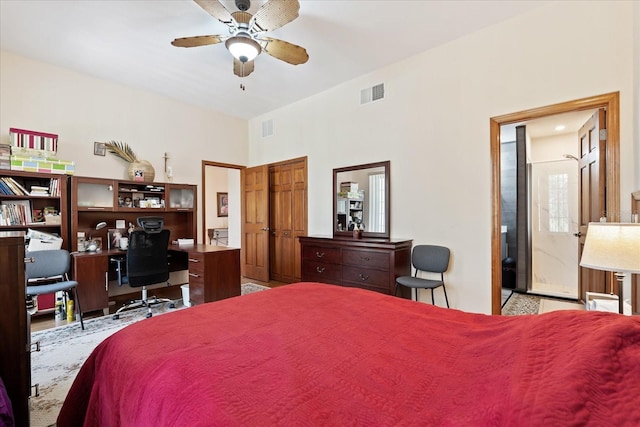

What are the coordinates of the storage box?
(10, 154, 75, 175)
(9, 128, 57, 155)
(44, 215, 61, 225)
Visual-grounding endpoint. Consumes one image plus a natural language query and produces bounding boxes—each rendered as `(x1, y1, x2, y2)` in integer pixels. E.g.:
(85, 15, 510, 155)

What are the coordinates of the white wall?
(0, 50, 248, 242)
(247, 1, 639, 314)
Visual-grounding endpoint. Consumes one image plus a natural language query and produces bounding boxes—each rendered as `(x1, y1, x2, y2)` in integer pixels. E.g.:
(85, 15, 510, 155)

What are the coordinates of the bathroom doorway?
(501, 110, 595, 299)
(490, 92, 620, 315)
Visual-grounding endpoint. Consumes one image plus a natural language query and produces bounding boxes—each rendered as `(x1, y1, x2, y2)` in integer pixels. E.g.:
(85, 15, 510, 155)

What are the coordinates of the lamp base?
(614, 272, 625, 314)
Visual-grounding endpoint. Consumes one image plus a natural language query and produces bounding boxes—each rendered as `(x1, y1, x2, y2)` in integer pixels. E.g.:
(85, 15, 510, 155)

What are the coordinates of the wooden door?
(578, 108, 607, 300)
(241, 165, 269, 281)
(269, 159, 307, 282)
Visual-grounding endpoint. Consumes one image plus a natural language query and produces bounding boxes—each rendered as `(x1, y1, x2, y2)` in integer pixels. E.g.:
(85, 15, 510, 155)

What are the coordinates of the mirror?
(333, 161, 390, 239)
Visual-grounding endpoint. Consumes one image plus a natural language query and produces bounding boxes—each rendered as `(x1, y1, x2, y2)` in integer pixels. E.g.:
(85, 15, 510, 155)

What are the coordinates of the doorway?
(490, 92, 620, 315)
(201, 161, 244, 249)
(500, 110, 596, 299)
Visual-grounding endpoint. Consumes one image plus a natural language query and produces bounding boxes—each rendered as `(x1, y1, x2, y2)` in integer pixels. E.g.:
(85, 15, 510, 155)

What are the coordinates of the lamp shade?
(580, 223, 640, 273)
(225, 36, 261, 63)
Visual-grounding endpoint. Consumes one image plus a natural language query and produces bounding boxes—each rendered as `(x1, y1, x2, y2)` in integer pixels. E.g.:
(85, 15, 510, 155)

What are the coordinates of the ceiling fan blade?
(194, 0, 235, 25)
(171, 35, 225, 48)
(252, 0, 300, 32)
(233, 58, 255, 77)
(261, 37, 308, 65)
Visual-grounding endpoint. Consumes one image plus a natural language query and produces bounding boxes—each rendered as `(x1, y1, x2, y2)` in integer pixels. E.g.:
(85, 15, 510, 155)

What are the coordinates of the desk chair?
(112, 217, 175, 320)
(394, 245, 451, 308)
(26, 249, 85, 330)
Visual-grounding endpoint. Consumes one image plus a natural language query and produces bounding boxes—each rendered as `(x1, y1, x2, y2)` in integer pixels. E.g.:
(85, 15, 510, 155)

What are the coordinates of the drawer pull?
(360, 256, 370, 261)
(30, 341, 41, 353)
(188, 258, 200, 263)
(316, 266, 326, 273)
(189, 273, 201, 278)
(358, 273, 369, 281)
(31, 383, 40, 398)
(315, 252, 325, 258)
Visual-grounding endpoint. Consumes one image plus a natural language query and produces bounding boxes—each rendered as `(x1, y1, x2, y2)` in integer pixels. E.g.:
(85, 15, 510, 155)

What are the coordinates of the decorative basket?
(127, 160, 155, 182)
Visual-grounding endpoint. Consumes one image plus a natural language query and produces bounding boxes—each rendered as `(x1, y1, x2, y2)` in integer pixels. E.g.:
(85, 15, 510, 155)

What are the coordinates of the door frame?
(489, 92, 620, 315)
(201, 160, 245, 245)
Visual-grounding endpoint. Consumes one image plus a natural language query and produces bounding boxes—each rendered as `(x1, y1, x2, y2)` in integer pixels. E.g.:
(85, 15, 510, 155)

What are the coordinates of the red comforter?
(58, 283, 640, 426)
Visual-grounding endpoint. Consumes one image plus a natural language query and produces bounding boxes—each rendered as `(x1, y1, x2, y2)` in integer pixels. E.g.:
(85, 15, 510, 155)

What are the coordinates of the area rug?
(501, 292, 541, 316)
(30, 283, 270, 427)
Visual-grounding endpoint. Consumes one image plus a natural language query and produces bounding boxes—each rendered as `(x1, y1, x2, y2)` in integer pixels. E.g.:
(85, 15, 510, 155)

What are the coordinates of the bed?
(58, 282, 640, 426)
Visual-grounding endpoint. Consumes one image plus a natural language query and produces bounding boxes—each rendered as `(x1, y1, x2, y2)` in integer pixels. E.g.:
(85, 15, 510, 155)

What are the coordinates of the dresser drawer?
(342, 249, 389, 270)
(302, 261, 342, 283)
(302, 246, 341, 264)
(342, 265, 388, 288)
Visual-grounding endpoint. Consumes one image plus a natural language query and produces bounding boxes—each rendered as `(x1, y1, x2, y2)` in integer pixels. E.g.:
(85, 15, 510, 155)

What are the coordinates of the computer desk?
(71, 244, 240, 315)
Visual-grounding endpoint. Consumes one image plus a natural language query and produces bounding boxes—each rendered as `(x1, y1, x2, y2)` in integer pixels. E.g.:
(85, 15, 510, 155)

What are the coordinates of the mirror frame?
(333, 160, 390, 239)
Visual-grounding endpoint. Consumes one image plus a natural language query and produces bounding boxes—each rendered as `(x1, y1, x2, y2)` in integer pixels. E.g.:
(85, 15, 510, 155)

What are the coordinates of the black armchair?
(112, 217, 175, 319)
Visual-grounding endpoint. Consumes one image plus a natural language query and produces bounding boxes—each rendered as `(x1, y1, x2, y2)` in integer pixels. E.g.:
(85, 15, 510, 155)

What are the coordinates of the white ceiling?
(0, 0, 547, 120)
(501, 110, 596, 142)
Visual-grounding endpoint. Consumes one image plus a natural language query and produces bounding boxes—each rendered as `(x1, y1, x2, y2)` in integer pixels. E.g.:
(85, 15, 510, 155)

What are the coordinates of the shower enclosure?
(529, 159, 579, 298)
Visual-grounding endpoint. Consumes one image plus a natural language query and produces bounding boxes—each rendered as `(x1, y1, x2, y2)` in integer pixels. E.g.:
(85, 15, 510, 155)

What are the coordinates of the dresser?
(0, 232, 30, 426)
(299, 236, 412, 295)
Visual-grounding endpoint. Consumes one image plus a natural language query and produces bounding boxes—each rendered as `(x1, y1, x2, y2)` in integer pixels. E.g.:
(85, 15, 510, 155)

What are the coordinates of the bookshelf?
(0, 169, 69, 249)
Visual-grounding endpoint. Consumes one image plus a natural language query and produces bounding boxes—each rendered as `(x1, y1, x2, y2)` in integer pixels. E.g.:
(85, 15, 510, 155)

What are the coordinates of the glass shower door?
(530, 159, 579, 298)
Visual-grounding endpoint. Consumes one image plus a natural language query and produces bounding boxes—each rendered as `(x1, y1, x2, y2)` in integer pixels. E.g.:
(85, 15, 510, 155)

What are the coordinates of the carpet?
(501, 292, 541, 316)
(29, 283, 270, 427)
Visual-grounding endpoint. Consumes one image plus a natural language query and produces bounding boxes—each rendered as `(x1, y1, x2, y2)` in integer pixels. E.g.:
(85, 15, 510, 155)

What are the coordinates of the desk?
(71, 244, 240, 315)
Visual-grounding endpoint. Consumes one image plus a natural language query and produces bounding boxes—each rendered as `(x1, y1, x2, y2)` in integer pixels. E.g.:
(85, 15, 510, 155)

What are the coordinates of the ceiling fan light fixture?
(225, 35, 261, 63)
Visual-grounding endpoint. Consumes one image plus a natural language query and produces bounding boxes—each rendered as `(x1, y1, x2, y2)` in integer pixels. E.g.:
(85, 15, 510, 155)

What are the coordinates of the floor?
(30, 277, 287, 332)
(531, 281, 578, 299)
(538, 298, 584, 313)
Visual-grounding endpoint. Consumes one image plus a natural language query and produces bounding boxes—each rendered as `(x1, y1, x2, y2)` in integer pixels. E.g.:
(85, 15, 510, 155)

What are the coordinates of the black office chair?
(394, 245, 451, 308)
(112, 217, 175, 319)
(26, 249, 85, 330)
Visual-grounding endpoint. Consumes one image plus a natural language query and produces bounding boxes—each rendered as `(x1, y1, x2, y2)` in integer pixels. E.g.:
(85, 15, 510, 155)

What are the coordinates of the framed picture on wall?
(94, 141, 106, 156)
(217, 192, 228, 217)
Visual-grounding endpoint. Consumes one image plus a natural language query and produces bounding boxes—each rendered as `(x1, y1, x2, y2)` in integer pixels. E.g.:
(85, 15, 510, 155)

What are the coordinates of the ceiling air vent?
(360, 83, 385, 105)
(262, 119, 274, 138)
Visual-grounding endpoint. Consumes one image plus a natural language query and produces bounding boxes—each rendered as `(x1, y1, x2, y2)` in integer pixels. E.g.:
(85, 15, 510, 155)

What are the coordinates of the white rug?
(29, 283, 270, 427)
(501, 292, 540, 316)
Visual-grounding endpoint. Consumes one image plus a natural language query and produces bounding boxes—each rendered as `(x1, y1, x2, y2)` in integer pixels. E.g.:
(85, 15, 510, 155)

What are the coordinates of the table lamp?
(579, 223, 640, 314)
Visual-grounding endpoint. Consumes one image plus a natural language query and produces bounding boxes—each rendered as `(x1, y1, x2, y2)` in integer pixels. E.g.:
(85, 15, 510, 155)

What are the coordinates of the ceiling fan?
(171, 0, 309, 78)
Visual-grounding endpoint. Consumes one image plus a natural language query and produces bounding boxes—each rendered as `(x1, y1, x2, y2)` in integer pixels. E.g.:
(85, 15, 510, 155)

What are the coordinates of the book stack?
(48, 179, 59, 197)
(29, 185, 50, 196)
(0, 145, 10, 170)
(0, 200, 33, 226)
(0, 177, 29, 195)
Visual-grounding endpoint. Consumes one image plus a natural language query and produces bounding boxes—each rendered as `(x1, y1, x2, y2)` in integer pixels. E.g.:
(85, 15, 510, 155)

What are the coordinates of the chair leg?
(442, 285, 450, 308)
(431, 289, 435, 305)
(74, 287, 85, 330)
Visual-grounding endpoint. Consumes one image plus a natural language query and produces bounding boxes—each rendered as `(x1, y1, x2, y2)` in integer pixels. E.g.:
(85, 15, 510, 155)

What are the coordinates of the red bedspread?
(58, 283, 640, 426)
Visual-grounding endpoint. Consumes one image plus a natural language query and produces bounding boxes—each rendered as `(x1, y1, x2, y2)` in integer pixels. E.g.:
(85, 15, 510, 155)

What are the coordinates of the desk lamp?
(86, 221, 107, 252)
(579, 223, 640, 314)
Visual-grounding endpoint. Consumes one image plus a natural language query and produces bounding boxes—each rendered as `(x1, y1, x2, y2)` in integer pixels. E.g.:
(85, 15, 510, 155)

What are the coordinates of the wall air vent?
(360, 83, 385, 105)
(262, 119, 274, 138)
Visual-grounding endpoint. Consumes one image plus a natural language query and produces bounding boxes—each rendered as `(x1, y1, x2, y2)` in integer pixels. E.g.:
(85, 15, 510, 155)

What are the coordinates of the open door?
(578, 108, 608, 301)
(241, 165, 269, 281)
